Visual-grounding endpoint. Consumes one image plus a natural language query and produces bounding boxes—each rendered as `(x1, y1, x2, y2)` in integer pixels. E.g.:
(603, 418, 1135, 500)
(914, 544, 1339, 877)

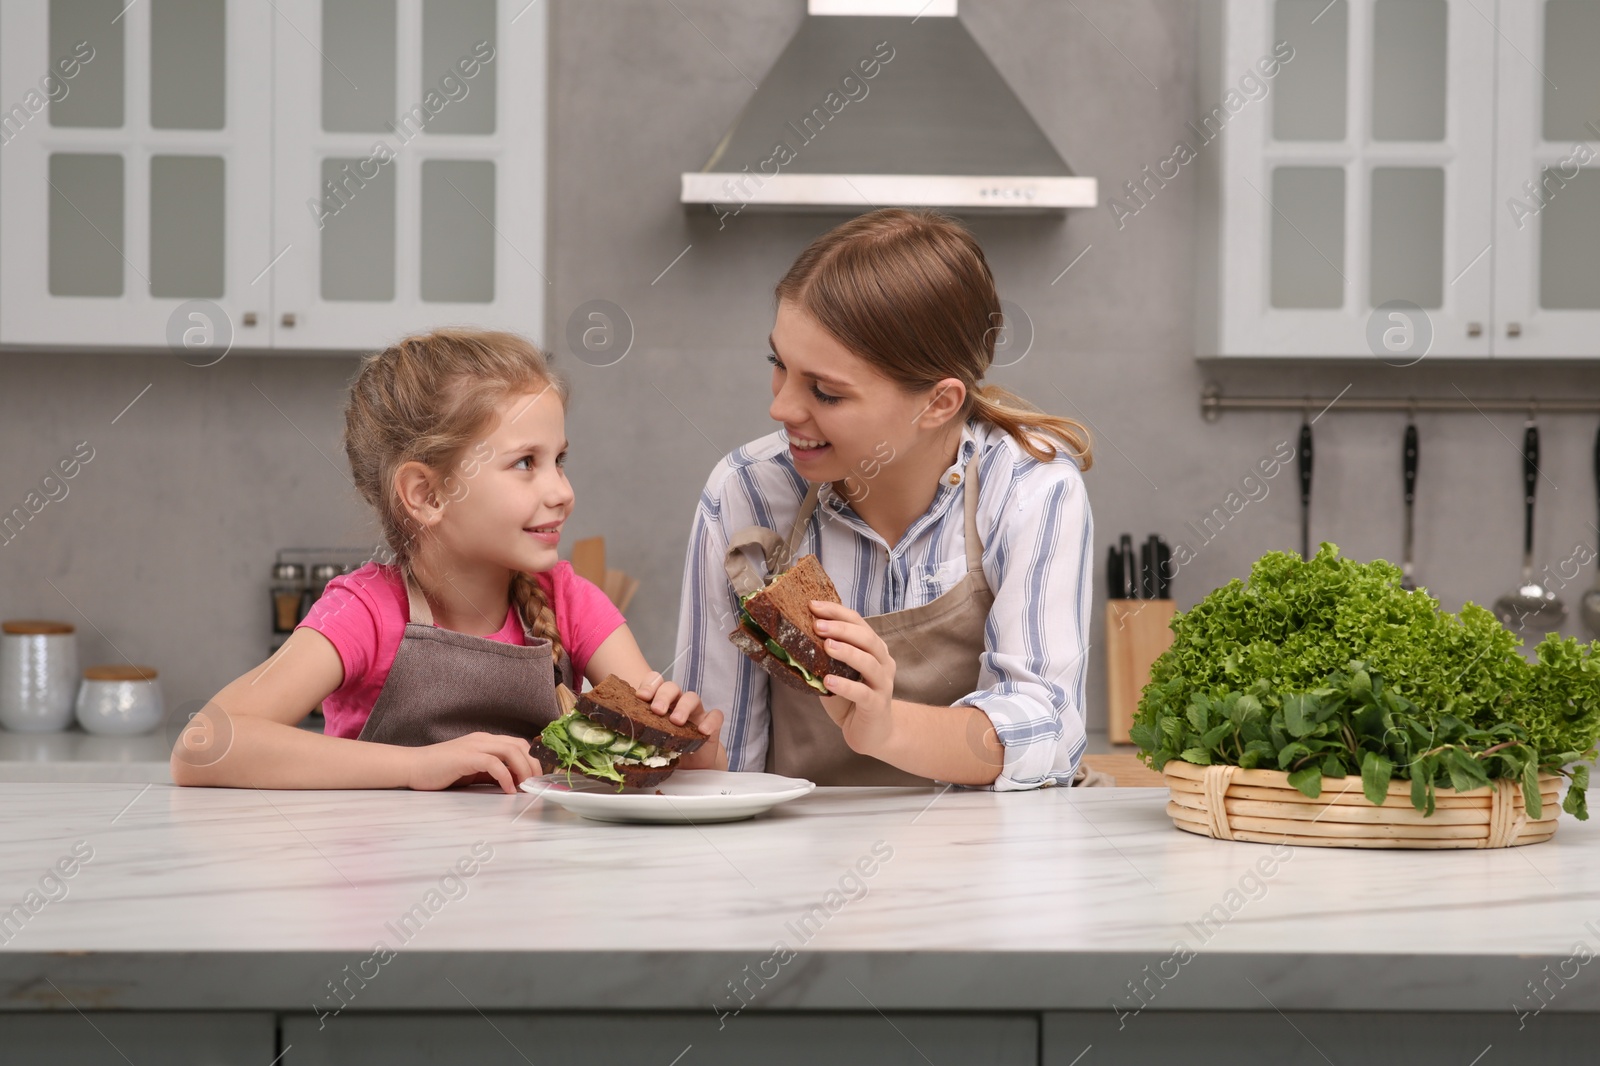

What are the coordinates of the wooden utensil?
(570, 537, 607, 586)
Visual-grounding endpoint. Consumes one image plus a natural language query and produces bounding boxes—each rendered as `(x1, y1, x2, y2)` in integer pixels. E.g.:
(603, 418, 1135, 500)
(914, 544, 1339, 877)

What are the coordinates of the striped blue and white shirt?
(671, 416, 1093, 791)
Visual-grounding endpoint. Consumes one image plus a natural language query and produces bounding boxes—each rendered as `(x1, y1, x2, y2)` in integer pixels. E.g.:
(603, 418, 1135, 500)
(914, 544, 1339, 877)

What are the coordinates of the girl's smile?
(525, 521, 562, 545)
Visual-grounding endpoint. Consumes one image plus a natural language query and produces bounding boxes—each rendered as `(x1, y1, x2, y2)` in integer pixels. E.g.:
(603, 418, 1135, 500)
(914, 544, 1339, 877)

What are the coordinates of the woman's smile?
(786, 429, 832, 462)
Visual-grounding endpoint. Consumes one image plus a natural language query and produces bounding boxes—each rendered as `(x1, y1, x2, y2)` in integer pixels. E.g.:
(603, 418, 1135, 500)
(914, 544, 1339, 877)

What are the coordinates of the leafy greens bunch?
(1131, 544, 1600, 818)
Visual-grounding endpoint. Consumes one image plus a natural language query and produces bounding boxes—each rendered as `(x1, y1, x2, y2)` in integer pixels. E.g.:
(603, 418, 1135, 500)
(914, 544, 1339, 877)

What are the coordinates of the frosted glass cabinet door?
(1492, 0, 1600, 358)
(1201, 0, 1495, 358)
(270, 0, 547, 351)
(0, 1, 276, 351)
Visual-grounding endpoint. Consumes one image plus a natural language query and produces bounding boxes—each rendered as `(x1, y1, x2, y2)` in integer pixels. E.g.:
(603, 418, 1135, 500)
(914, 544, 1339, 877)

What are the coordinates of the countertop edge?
(2, 949, 1592, 1013)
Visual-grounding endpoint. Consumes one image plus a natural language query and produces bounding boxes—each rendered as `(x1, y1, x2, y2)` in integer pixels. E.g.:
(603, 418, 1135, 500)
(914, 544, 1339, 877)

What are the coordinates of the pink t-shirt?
(296, 561, 626, 740)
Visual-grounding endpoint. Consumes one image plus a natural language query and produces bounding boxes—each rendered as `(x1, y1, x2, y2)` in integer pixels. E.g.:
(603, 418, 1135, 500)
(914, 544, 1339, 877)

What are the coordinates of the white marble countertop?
(0, 718, 325, 782)
(0, 729, 174, 781)
(3, 779, 1600, 1019)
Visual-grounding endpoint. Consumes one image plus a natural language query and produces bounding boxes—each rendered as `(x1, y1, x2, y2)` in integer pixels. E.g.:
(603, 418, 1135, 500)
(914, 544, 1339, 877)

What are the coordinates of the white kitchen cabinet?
(0, 0, 547, 354)
(270, 0, 548, 351)
(0, 0, 277, 350)
(1492, 0, 1600, 358)
(1197, 0, 1600, 360)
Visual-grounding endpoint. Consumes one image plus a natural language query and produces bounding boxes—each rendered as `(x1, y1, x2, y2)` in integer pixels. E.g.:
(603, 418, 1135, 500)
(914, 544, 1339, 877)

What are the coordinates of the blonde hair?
(775, 208, 1093, 469)
(343, 328, 570, 667)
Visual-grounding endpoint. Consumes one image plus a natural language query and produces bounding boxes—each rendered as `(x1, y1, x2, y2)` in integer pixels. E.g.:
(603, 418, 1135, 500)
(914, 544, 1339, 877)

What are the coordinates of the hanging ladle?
(1581, 422, 1600, 638)
(1494, 414, 1567, 636)
(1400, 411, 1418, 592)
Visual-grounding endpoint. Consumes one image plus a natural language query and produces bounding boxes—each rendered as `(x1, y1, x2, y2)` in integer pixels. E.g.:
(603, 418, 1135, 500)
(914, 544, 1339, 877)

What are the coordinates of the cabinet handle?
(242, 312, 258, 327)
(1506, 322, 1522, 338)
(1467, 322, 1482, 338)
(281, 312, 297, 328)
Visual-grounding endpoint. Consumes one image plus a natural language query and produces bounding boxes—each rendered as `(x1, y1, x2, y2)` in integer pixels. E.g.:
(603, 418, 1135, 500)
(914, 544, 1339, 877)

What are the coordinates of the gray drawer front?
(284, 1011, 1037, 1066)
(1045, 1010, 1596, 1064)
(0, 1011, 275, 1065)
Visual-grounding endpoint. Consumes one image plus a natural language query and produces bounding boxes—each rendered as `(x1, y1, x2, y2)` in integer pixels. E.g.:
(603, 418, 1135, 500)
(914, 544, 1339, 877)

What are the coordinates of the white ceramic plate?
(519, 769, 815, 824)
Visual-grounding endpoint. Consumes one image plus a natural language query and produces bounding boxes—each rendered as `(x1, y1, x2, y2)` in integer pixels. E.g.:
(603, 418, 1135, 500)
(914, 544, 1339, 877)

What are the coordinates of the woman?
(672, 208, 1094, 790)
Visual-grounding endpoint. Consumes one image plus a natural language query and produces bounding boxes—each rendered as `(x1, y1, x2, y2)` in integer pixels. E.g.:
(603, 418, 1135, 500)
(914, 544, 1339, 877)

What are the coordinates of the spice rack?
(268, 546, 383, 656)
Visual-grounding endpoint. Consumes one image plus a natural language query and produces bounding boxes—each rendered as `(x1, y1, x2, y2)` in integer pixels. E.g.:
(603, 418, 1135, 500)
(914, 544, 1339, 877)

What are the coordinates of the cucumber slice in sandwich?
(533, 674, 709, 791)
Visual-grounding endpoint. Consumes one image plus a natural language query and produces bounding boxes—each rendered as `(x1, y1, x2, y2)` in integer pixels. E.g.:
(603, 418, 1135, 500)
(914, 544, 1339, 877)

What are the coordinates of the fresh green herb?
(1131, 544, 1600, 818)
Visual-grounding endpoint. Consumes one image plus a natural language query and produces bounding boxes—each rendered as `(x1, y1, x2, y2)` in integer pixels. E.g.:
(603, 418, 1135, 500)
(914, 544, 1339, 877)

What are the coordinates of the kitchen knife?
(1108, 543, 1123, 600)
(1119, 533, 1137, 599)
(1299, 419, 1314, 560)
(1140, 535, 1157, 598)
(1155, 537, 1172, 598)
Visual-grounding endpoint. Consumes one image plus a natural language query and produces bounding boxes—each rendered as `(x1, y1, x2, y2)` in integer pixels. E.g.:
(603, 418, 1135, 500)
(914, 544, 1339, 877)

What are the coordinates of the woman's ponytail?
(969, 383, 1093, 470)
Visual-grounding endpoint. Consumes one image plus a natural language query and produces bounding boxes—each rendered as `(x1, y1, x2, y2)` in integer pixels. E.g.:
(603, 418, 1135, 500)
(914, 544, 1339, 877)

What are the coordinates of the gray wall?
(2, 0, 1596, 738)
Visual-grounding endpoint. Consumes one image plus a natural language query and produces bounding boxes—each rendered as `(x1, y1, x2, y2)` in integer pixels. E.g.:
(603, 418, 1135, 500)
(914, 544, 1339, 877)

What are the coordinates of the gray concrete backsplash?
(1, 1, 1595, 734)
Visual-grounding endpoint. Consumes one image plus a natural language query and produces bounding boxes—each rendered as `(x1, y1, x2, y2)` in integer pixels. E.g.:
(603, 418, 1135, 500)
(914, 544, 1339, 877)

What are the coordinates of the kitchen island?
(2, 780, 1598, 1064)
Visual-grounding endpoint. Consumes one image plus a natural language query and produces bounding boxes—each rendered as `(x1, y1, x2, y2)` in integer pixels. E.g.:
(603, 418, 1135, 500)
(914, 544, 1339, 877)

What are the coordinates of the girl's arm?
(584, 624, 726, 769)
(169, 628, 539, 791)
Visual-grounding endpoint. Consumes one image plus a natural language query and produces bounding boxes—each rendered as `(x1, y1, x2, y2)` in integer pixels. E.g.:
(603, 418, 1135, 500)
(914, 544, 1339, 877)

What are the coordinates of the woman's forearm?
(849, 700, 1003, 786)
(170, 713, 414, 790)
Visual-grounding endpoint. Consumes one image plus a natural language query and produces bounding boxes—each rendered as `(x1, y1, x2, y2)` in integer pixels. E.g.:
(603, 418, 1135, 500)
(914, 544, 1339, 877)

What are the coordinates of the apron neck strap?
(961, 455, 983, 573)
(786, 482, 822, 563)
(402, 575, 436, 627)
(403, 571, 545, 645)
(724, 481, 822, 597)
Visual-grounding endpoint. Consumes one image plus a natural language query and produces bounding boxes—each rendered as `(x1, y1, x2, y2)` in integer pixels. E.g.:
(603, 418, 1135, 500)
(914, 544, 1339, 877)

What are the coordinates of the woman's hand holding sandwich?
(811, 598, 1005, 786)
(810, 598, 896, 749)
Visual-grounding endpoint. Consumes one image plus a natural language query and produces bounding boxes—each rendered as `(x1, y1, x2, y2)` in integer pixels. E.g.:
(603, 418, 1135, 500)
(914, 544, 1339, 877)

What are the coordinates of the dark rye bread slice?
(730, 626, 827, 694)
(530, 741, 678, 790)
(576, 674, 707, 754)
(728, 553, 861, 689)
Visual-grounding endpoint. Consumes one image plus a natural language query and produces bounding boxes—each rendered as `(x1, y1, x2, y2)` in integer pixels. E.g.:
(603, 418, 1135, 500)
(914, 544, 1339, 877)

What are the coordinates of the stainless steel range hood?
(681, 0, 1096, 215)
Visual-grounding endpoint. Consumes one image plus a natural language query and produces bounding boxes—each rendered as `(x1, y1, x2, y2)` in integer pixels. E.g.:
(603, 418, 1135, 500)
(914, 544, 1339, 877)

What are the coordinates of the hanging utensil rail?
(1201, 383, 1600, 422)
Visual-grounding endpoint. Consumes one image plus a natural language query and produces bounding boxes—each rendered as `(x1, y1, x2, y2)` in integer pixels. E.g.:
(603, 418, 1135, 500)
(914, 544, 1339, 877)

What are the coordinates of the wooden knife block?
(1104, 599, 1176, 744)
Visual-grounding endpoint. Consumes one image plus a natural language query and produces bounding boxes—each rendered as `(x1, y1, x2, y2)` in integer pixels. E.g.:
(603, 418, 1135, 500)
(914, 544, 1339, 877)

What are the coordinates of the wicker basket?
(1162, 760, 1563, 849)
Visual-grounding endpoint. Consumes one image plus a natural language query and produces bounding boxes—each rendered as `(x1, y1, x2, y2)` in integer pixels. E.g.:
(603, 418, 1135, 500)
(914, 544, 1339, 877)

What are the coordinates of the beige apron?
(725, 459, 1001, 786)
(726, 456, 1111, 788)
(356, 576, 573, 758)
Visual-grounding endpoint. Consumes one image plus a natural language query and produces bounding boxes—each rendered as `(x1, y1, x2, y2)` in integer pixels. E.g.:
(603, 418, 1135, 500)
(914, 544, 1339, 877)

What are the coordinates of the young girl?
(674, 208, 1095, 790)
(173, 329, 724, 793)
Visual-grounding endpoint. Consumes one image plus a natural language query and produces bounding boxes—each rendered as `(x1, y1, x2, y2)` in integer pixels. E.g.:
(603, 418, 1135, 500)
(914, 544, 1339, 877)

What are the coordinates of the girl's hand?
(810, 599, 897, 754)
(634, 673, 727, 770)
(407, 732, 540, 794)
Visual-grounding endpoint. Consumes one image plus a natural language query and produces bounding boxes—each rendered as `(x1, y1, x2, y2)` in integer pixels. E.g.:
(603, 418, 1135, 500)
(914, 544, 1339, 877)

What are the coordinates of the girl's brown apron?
(725, 460, 1000, 786)
(355, 575, 573, 751)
